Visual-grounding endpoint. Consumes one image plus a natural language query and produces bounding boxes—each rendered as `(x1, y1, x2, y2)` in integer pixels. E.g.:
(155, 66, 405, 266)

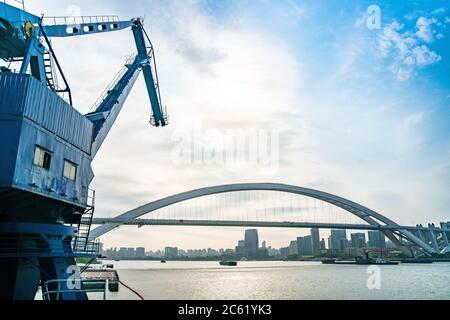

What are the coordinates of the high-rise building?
(280, 247, 290, 258)
(136, 247, 146, 258)
(118, 247, 127, 258)
(350, 233, 367, 248)
(127, 248, 136, 258)
(261, 240, 267, 249)
(165, 247, 178, 259)
(311, 228, 321, 255)
(244, 229, 259, 258)
(235, 240, 246, 256)
(368, 231, 386, 248)
(329, 229, 347, 251)
(289, 240, 298, 256)
(297, 236, 313, 256)
(320, 238, 326, 250)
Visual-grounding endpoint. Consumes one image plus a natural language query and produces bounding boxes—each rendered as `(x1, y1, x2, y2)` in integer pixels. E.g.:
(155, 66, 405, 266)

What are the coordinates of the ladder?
(72, 190, 97, 254)
(74, 206, 94, 252)
(43, 51, 55, 90)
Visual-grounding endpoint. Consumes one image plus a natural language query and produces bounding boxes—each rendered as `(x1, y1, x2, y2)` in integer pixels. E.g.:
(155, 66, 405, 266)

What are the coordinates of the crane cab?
(0, 72, 93, 223)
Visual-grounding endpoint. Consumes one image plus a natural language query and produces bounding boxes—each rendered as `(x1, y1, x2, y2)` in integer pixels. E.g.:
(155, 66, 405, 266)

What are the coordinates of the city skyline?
(102, 228, 391, 259)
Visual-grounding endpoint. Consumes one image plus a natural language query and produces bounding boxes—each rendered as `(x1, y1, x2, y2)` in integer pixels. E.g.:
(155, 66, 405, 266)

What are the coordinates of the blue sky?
(25, 0, 450, 250)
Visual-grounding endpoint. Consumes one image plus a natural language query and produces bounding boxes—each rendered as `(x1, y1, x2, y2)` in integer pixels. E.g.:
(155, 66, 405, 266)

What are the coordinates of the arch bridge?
(90, 183, 450, 257)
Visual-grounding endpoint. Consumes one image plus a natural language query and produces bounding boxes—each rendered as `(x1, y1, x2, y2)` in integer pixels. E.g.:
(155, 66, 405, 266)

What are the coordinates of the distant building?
(386, 239, 396, 249)
(244, 229, 259, 258)
(345, 247, 365, 257)
(224, 249, 234, 256)
(235, 240, 246, 256)
(118, 247, 127, 258)
(320, 238, 326, 250)
(297, 236, 313, 256)
(350, 233, 366, 248)
(268, 247, 279, 257)
(368, 231, 386, 248)
(258, 248, 269, 258)
(136, 247, 146, 258)
(165, 247, 178, 259)
(289, 240, 298, 256)
(127, 248, 136, 258)
(261, 240, 267, 249)
(329, 229, 347, 251)
(311, 228, 321, 256)
(280, 247, 289, 258)
(98, 242, 104, 256)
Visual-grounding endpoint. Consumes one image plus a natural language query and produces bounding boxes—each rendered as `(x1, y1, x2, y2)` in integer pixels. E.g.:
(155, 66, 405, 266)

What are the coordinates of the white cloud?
(432, 8, 446, 15)
(412, 45, 442, 66)
(395, 112, 425, 158)
(400, 112, 424, 131)
(415, 17, 437, 42)
(378, 17, 443, 81)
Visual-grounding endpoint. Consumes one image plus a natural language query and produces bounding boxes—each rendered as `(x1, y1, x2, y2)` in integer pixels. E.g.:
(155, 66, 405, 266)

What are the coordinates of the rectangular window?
(63, 160, 77, 181)
(33, 146, 52, 170)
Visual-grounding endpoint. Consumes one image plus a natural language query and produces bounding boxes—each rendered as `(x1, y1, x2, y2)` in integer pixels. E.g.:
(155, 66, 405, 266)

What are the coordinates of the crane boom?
(43, 18, 133, 37)
(86, 18, 167, 157)
(87, 55, 142, 157)
(132, 18, 167, 127)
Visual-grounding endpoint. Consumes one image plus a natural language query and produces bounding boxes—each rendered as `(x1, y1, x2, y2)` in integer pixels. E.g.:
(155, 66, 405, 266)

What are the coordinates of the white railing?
(88, 54, 137, 113)
(42, 279, 108, 300)
(42, 15, 120, 26)
(2, 0, 25, 10)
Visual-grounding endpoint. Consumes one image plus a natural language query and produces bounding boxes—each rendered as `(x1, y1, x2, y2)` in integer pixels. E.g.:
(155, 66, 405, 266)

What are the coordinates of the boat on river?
(220, 261, 238, 266)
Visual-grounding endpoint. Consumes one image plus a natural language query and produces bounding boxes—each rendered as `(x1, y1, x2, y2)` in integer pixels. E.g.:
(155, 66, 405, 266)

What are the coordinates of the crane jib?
(132, 19, 167, 127)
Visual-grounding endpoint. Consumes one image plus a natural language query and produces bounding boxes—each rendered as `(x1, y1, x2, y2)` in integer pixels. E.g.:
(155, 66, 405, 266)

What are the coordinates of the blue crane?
(0, 2, 169, 300)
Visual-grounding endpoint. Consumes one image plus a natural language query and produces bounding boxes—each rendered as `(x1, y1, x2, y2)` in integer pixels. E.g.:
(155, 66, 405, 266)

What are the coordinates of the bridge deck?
(91, 218, 437, 231)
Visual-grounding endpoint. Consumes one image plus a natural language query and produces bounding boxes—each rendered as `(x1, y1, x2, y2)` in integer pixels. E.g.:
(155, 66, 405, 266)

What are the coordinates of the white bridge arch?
(90, 183, 443, 256)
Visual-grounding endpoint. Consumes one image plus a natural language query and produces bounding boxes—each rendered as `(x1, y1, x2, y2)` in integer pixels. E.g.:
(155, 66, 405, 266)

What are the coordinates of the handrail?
(42, 279, 108, 300)
(88, 188, 96, 208)
(42, 15, 120, 26)
(2, 0, 25, 10)
(88, 54, 138, 113)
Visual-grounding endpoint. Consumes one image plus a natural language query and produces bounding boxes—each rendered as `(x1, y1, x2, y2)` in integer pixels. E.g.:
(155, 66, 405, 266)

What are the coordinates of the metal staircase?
(73, 207, 95, 253)
(72, 190, 98, 255)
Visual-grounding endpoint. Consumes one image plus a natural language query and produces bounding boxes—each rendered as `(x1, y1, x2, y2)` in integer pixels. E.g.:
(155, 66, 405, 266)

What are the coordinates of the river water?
(92, 260, 450, 300)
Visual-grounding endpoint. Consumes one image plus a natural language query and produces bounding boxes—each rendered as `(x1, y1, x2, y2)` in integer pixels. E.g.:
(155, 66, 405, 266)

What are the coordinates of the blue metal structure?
(0, 1, 168, 300)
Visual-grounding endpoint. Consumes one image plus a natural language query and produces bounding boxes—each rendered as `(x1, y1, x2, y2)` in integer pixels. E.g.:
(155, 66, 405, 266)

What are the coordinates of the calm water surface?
(94, 260, 450, 300)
